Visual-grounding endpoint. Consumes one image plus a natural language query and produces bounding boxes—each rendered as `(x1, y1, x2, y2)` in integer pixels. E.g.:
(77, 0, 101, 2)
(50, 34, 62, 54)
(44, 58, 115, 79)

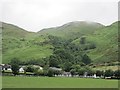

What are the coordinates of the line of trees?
(9, 58, 120, 79)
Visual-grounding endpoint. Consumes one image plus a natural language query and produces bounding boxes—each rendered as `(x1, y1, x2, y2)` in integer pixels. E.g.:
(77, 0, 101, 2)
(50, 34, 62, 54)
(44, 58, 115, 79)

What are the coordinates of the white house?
(84, 72, 88, 77)
(19, 67, 25, 73)
(39, 66, 43, 70)
(62, 72, 71, 77)
(93, 74, 97, 78)
(7, 68, 12, 72)
(1, 64, 12, 71)
(33, 65, 43, 70)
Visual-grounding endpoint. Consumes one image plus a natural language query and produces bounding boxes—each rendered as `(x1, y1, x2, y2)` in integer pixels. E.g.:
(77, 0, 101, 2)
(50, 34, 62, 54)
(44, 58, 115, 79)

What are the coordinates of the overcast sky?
(0, 0, 119, 32)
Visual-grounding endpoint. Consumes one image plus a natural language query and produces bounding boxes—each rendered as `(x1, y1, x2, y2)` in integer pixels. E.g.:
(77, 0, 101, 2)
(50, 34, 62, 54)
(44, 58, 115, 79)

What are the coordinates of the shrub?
(48, 69, 54, 77)
(104, 69, 114, 77)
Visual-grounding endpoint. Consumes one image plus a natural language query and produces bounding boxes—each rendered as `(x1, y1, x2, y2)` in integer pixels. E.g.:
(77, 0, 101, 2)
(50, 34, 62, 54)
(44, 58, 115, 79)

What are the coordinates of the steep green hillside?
(2, 21, 118, 64)
(2, 22, 53, 63)
(88, 22, 118, 63)
(39, 21, 104, 39)
(2, 22, 29, 38)
(72, 21, 118, 63)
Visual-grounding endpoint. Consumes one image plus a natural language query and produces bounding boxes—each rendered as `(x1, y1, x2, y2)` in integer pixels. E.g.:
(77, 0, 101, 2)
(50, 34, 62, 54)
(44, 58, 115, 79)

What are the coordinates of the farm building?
(0, 64, 12, 71)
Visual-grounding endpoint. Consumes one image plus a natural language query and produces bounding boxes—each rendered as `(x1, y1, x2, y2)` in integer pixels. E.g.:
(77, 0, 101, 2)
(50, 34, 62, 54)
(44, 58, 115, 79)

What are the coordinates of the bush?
(54, 70, 62, 76)
(80, 36, 86, 44)
(11, 64, 20, 76)
(48, 69, 54, 77)
(82, 54, 91, 65)
(104, 69, 114, 77)
(10, 58, 20, 76)
(34, 69, 43, 76)
(26, 66, 34, 72)
(114, 70, 120, 78)
(70, 69, 76, 76)
(87, 69, 95, 76)
(78, 68, 86, 76)
(96, 70, 104, 77)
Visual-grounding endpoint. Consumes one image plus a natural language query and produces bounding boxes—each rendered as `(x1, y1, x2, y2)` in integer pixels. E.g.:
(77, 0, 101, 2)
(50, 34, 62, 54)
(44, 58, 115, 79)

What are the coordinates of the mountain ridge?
(2, 21, 119, 64)
(39, 21, 104, 32)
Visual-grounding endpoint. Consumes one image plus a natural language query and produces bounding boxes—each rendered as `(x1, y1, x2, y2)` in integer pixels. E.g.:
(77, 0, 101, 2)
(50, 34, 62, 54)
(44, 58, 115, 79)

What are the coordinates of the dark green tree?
(114, 70, 120, 78)
(10, 58, 20, 76)
(11, 64, 19, 76)
(80, 36, 86, 44)
(43, 65, 49, 76)
(70, 69, 76, 77)
(104, 69, 114, 77)
(71, 65, 80, 72)
(48, 69, 54, 77)
(96, 70, 104, 77)
(78, 68, 86, 76)
(49, 55, 60, 67)
(82, 54, 91, 65)
(63, 62, 72, 72)
(87, 69, 95, 76)
(26, 66, 34, 72)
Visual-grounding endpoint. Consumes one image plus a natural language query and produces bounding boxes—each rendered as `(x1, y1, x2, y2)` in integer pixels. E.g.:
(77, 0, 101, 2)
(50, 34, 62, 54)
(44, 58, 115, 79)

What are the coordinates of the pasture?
(2, 76, 118, 88)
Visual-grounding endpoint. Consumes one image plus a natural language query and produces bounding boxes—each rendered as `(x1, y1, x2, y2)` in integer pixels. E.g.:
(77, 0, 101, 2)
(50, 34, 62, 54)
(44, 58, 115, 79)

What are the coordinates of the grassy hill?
(72, 21, 118, 63)
(39, 21, 104, 39)
(2, 22, 53, 63)
(2, 21, 118, 64)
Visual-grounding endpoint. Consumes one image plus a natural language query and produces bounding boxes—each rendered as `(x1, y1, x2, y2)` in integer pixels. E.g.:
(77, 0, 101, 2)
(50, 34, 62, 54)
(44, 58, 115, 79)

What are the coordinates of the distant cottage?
(19, 66, 25, 73)
(0, 64, 12, 71)
(49, 67, 62, 71)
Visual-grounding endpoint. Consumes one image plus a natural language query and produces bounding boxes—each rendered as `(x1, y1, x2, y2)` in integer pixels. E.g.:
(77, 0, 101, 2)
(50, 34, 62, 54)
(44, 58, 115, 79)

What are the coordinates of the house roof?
(0, 64, 11, 68)
(63, 72, 71, 75)
(49, 67, 62, 71)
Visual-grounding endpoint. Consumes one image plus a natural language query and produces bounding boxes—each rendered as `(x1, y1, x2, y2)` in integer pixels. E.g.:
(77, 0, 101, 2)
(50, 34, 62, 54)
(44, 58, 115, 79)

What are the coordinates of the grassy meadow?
(2, 76, 118, 88)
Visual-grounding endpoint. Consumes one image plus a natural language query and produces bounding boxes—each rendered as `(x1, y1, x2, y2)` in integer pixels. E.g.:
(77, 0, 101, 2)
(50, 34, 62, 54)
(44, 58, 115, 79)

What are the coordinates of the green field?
(2, 76, 118, 88)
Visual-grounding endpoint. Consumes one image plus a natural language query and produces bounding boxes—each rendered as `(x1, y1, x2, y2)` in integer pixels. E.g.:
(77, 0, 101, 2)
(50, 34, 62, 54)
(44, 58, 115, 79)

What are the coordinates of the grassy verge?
(2, 76, 118, 88)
